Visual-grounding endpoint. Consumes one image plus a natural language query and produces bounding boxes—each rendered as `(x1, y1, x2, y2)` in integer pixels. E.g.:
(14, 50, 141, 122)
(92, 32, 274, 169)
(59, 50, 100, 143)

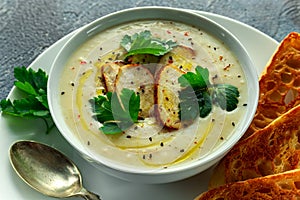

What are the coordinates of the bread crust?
(209, 104, 300, 189)
(244, 32, 300, 139)
(196, 169, 300, 200)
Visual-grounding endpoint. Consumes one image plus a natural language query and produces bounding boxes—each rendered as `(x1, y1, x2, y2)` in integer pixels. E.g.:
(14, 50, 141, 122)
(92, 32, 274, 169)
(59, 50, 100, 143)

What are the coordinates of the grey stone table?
(1, 0, 300, 99)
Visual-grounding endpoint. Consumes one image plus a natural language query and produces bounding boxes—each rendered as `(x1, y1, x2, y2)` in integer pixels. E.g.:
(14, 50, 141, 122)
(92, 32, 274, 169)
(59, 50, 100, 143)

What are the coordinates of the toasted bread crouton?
(159, 45, 196, 72)
(155, 64, 185, 129)
(243, 32, 300, 139)
(209, 104, 300, 189)
(115, 64, 155, 119)
(126, 54, 160, 74)
(101, 62, 121, 92)
(196, 169, 300, 200)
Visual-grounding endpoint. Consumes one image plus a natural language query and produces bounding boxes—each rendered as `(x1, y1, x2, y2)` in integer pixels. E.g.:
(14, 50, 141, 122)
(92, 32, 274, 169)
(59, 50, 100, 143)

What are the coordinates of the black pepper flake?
(213, 47, 217, 50)
(180, 149, 185, 153)
(61, 91, 65, 95)
(126, 135, 132, 139)
(212, 74, 218, 80)
(100, 47, 103, 51)
(220, 137, 224, 140)
(238, 75, 242, 78)
(131, 81, 134, 84)
(87, 141, 90, 145)
(160, 142, 164, 147)
(149, 154, 152, 159)
(149, 137, 153, 142)
(232, 122, 236, 127)
(212, 118, 215, 122)
(142, 155, 146, 159)
(165, 97, 169, 101)
(134, 126, 138, 130)
(243, 103, 248, 106)
(71, 82, 75, 87)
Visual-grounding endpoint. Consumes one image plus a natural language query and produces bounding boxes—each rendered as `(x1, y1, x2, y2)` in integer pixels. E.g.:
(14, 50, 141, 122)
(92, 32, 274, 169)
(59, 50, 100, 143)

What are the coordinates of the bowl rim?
(48, 6, 259, 177)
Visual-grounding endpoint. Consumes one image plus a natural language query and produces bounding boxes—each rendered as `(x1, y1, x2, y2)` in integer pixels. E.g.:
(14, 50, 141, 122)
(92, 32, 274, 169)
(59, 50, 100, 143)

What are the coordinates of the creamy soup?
(59, 20, 248, 170)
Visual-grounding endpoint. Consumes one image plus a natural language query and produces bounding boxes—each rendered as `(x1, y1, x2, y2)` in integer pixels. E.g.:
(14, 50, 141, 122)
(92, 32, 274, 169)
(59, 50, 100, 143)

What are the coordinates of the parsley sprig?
(91, 88, 140, 134)
(0, 67, 54, 134)
(120, 30, 177, 58)
(178, 66, 240, 120)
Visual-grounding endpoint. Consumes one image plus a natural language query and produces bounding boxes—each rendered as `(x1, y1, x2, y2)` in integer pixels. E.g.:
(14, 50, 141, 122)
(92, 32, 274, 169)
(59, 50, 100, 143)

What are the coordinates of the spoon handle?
(78, 188, 101, 200)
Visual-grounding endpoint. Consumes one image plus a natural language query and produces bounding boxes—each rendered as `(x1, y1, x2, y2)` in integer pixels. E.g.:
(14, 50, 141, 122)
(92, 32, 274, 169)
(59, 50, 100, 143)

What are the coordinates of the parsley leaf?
(0, 67, 54, 134)
(178, 66, 239, 120)
(120, 30, 177, 58)
(91, 88, 140, 134)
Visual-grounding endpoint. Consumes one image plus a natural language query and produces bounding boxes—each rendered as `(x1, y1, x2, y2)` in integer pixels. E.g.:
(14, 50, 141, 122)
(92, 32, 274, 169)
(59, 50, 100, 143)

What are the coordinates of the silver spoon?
(9, 140, 101, 200)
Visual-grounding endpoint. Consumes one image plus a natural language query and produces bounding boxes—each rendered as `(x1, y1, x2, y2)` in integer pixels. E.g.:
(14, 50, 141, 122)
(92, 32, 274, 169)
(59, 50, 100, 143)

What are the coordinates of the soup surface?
(59, 20, 248, 170)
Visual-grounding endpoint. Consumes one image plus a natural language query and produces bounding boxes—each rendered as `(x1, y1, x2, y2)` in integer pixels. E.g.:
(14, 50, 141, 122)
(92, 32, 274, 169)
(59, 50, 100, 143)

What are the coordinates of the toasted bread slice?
(159, 45, 196, 72)
(155, 64, 185, 129)
(209, 104, 300, 189)
(115, 64, 155, 119)
(101, 62, 122, 92)
(244, 32, 300, 139)
(196, 169, 300, 200)
(126, 54, 160, 75)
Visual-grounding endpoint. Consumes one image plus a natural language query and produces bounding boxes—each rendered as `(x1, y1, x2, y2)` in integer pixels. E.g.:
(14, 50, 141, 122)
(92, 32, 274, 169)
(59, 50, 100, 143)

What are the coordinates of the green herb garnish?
(120, 30, 177, 58)
(178, 66, 240, 120)
(0, 67, 54, 134)
(91, 88, 140, 134)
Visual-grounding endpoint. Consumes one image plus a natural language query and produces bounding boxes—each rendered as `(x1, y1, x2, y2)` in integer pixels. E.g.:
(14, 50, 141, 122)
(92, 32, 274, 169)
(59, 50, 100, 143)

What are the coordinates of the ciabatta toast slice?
(196, 169, 300, 200)
(209, 104, 300, 189)
(244, 32, 300, 139)
(115, 64, 155, 119)
(101, 62, 121, 92)
(155, 64, 185, 129)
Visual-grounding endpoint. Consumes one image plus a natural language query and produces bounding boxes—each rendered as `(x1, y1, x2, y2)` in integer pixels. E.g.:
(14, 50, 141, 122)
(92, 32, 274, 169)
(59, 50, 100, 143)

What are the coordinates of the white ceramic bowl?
(48, 6, 258, 184)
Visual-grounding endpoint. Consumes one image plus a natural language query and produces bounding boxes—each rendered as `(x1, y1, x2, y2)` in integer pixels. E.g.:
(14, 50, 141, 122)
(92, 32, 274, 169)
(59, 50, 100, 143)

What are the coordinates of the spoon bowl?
(9, 140, 100, 200)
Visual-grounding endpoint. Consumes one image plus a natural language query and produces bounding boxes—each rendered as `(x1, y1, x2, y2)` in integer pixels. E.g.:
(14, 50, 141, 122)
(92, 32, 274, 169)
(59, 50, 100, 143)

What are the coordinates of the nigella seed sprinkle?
(87, 141, 90, 145)
(149, 137, 153, 142)
(61, 91, 65, 95)
(126, 135, 132, 139)
(160, 142, 164, 147)
(232, 122, 235, 127)
(243, 103, 248, 106)
(220, 137, 224, 140)
(71, 82, 75, 86)
(143, 155, 146, 159)
(180, 149, 184, 153)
